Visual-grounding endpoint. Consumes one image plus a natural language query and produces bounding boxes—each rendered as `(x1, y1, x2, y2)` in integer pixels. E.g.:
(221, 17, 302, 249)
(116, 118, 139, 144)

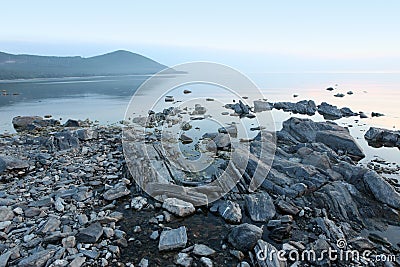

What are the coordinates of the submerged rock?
(364, 127, 400, 148)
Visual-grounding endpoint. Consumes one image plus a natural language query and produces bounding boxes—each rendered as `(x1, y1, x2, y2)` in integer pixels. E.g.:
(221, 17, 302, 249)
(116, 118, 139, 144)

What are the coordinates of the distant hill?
(0, 50, 169, 80)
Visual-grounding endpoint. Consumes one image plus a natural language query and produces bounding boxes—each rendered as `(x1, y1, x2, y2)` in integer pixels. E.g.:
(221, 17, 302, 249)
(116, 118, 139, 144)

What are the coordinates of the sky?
(1, 0, 400, 72)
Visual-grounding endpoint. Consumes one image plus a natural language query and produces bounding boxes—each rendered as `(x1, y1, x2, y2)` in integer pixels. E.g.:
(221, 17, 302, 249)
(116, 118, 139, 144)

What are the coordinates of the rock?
(326, 87, 334, 91)
(76, 222, 103, 243)
(62, 236, 76, 248)
(175, 253, 193, 267)
(213, 200, 242, 224)
(162, 198, 195, 217)
(244, 193, 276, 222)
(317, 102, 342, 119)
(218, 124, 238, 137)
(334, 93, 345, 97)
(69, 256, 86, 267)
(180, 134, 193, 144)
(228, 223, 263, 252)
(225, 100, 250, 116)
(193, 244, 216, 256)
(340, 107, 358, 117)
(17, 249, 55, 267)
(131, 196, 148, 210)
(347, 91, 353, 95)
(183, 89, 192, 94)
(12, 116, 59, 132)
(39, 217, 61, 234)
(0, 155, 29, 171)
(276, 199, 300, 215)
(193, 104, 207, 115)
(0, 251, 12, 267)
(359, 112, 368, 118)
(139, 258, 149, 267)
(63, 119, 80, 127)
(316, 130, 365, 159)
(371, 112, 384, 117)
(364, 127, 400, 148)
(158, 226, 188, 251)
(103, 183, 130, 201)
(181, 122, 192, 131)
(274, 100, 317, 115)
(212, 133, 231, 149)
(363, 170, 400, 209)
(237, 262, 251, 267)
(74, 128, 98, 141)
(200, 257, 213, 267)
(0, 206, 14, 222)
(150, 231, 159, 240)
(45, 131, 80, 151)
(253, 101, 272, 112)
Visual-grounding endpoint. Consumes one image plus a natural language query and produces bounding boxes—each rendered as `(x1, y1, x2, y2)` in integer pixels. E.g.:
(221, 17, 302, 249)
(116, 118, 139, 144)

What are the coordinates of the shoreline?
(0, 112, 399, 266)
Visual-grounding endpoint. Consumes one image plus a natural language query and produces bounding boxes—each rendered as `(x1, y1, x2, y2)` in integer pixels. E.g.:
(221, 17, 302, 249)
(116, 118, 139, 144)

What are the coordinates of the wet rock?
(364, 127, 400, 148)
(326, 87, 334, 91)
(0, 157, 5, 174)
(225, 100, 250, 116)
(181, 122, 192, 131)
(0, 206, 14, 222)
(244, 192, 276, 222)
(103, 183, 130, 201)
(274, 100, 317, 115)
(76, 222, 103, 243)
(363, 170, 400, 209)
(158, 226, 188, 251)
(317, 102, 342, 119)
(227, 223, 263, 252)
(253, 101, 272, 112)
(175, 253, 193, 267)
(193, 244, 216, 256)
(162, 198, 195, 217)
(17, 249, 55, 267)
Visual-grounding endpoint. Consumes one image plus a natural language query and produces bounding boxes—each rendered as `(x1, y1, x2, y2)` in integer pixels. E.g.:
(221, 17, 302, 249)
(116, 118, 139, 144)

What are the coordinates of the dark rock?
(227, 223, 263, 252)
(12, 116, 59, 132)
(212, 133, 231, 149)
(244, 193, 276, 222)
(340, 107, 358, 117)
(359, 112, 368, 119)
(0, 157, 5, 174)
(326, 87, 334, 91)
(317, 102, 342, 119)
(0, 206, 14, 222)
(371, 112, 384, 117)
(315, 130, 365, 159)
(183, 89, 192, 94)
(44, 131, 80, 151)
(364, 127, 400, 148)
(74, 129, 98, 141)
(274, 100, 317, 115)
(180, 134, 193, 144)
(334, 93, 345, 97)
(254, 240, 285, 267)
(76, 222, 103, 243)
(63, 119, 80, 127)
(213, 200, 242, 224)
(363, 170, 400, 209)
(158, 226, 187, 251)
(276, 199, 300, 215)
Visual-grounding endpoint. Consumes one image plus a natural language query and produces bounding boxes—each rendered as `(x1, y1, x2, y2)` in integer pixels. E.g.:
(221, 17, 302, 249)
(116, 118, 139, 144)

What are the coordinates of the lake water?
(0, 72, 399, 173)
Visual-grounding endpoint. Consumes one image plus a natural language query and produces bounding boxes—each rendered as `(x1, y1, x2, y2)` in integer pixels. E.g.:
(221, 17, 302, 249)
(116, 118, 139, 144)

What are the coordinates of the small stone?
(158, 226, 188, 251)
(131, 196, 148, 211)
(228, 223, 263, 252)
(69, 256, 86, 267)
(175, 253, 193, 267)
(103, 183, 130, 201)
(76, 222, 103, 243)
(200, 257, 213, 267)
(150, 231, 159, 240)
(162, 198, 195, 217)
(103, 227, 114, 238)
(0, 206, 14, 222)
(39, 217, 61, 234)
(62, 236, 76, 248)
(139, 258, 149, 267)
(193, 244, 216, 256)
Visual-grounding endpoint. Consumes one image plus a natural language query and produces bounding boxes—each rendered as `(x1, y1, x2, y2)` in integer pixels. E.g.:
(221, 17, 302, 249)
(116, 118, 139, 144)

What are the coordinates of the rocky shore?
(0, 113, 399, 267)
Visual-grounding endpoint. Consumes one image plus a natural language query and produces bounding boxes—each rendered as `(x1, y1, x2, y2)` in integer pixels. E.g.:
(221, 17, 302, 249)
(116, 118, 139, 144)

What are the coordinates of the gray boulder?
(228, 223, 263, 252)
(17, 249, 55, 267)
(44, 131, 80, 151)
(274, 100, 316, 115)
(316, 130, 365, 159)
(76, 222, 103, 243)
(244, 193, 276, 222)
(212, 200, 242, 224)
(103, 183, 130, 201)
(253, 101, 272, 112)
(363, 170, 400, 209)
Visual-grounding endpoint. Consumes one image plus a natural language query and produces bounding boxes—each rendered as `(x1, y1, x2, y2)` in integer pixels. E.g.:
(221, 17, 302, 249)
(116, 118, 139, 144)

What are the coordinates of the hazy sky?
(1, 0, 400, 71)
